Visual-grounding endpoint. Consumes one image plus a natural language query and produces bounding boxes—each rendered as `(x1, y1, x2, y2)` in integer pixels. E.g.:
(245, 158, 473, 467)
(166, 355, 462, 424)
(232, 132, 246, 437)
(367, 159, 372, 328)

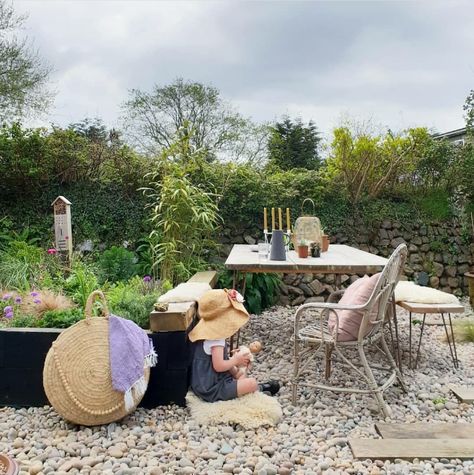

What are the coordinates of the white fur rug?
(186, 391, 282, 429)
(395, 281, 459, 304)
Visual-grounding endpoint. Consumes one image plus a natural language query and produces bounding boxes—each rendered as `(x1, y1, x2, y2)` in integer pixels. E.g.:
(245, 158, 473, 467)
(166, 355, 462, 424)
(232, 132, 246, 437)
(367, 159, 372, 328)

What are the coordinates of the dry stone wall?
(220, 219, 474, 306)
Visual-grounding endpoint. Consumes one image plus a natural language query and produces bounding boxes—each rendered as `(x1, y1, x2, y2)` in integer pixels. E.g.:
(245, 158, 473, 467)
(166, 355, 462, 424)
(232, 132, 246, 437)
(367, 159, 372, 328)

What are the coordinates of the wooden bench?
(397, 301, 464, 369)
(149, 271, 218, 332)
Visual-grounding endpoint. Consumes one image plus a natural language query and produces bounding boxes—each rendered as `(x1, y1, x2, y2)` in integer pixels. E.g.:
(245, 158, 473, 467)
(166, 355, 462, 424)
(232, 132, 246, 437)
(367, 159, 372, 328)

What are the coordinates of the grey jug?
(269, 230, 287, 261)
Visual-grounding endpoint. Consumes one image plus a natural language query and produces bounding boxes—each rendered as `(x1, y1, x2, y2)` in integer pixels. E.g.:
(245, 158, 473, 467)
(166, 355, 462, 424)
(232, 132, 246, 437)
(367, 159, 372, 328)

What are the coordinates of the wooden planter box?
(0, 328, 190, 409)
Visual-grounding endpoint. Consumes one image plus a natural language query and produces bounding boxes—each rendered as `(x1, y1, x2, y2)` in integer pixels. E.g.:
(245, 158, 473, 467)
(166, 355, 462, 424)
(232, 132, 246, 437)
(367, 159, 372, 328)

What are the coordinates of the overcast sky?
(16, 0, 474, 138)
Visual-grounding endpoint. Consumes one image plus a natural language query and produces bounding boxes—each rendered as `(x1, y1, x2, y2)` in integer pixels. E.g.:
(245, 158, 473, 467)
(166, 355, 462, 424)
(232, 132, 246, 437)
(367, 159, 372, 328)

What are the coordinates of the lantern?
(51, 196, 72, 260)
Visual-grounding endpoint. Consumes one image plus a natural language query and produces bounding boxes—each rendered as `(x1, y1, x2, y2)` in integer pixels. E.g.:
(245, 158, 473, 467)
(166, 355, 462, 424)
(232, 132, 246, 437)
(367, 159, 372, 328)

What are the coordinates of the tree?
(122, 78, 266, 162)
(463, 89, 474, 135)
(0, 1, 52, 122)
(325, 123, 429, 203)
(267, 117, 322, 170)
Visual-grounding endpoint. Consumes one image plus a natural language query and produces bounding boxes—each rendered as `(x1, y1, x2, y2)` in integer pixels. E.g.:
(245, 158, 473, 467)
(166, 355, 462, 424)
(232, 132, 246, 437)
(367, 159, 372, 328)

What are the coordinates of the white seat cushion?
(158, 282, 212, 303)
(395, 281, 459, 304)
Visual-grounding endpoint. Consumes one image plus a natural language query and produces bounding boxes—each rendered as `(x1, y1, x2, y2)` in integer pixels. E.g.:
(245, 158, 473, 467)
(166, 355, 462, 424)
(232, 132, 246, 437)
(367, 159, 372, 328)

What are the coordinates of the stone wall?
(220, 220, 474, 306)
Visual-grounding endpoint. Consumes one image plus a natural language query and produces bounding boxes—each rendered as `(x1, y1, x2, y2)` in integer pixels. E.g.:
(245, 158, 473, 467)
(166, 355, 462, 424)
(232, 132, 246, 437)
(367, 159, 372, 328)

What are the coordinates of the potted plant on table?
(297, 239, 310, 258)
(321, 228, 330, 252)
(310, 242, 321, 258)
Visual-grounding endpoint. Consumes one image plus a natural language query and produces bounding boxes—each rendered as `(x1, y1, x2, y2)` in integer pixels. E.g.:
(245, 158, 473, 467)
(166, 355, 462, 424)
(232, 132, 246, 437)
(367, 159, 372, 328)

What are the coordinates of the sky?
(16, 0, 474, 138)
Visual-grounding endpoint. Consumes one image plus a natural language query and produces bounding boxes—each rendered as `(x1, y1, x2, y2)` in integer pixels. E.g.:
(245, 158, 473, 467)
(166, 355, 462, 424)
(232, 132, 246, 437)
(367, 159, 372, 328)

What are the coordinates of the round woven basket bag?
(43, 290, 150, 426)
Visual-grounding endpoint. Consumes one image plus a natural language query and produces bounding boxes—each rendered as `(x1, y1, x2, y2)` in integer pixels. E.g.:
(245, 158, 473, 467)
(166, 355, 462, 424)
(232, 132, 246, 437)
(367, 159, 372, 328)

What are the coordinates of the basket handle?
(301, 198, 316, 216)
(84, 290, 110, 318)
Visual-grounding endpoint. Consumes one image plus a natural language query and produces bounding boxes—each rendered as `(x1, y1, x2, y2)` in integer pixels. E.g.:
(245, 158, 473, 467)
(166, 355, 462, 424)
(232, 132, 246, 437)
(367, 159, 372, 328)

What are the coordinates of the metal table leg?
(414, 313, 427, 369)
(409, 311, 412, 369)
(441, 312, 459, 369)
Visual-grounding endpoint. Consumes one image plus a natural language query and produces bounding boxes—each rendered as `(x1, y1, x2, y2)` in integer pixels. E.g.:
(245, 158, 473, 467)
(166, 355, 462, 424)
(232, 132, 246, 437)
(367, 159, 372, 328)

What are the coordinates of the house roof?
(432, 127, 467, 140)
(51, 196, 72, 206)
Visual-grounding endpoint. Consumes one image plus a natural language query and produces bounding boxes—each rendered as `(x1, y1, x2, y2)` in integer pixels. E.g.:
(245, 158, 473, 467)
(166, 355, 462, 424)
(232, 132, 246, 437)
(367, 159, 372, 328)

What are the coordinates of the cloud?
(16, 0, 474, 136)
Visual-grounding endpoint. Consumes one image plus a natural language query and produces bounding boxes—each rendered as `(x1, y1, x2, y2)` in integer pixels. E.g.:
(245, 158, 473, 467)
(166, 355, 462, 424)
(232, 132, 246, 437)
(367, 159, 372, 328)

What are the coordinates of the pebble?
(0, 303, 473, 475)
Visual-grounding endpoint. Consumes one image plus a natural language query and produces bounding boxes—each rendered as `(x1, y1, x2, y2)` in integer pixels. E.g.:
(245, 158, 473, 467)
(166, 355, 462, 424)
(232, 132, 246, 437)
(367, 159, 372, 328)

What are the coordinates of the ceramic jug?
(269, 230, 287, 261)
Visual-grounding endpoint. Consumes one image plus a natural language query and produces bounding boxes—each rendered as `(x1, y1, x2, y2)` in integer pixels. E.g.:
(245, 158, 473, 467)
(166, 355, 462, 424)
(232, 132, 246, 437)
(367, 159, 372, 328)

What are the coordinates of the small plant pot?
(321, 235, 330, 252)
(465, 272, 474, 307)
(297, 245, 309, 258)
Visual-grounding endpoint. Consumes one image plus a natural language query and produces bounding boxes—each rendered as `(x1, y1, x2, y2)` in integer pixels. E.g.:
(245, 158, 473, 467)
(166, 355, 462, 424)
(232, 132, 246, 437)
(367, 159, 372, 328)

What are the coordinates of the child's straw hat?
(188, 289, 249, 342)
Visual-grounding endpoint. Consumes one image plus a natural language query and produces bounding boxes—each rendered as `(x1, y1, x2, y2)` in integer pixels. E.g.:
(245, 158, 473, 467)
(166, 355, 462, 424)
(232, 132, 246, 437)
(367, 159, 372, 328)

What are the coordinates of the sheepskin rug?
(186, 391, 282, 429)
(395, 281, 460, 304)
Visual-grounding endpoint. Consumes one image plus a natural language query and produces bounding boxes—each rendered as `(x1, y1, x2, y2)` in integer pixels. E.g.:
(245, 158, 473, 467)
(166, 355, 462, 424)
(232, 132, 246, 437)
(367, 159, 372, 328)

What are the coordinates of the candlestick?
(278, 208, 282, 230)
(286, 208, 291, 232)
(271, 208, 275, 230)
(264, 207, 268, 231)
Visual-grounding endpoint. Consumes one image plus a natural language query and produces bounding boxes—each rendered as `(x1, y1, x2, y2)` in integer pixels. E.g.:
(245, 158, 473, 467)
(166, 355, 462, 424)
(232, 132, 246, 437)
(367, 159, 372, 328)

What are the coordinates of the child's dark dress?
(191, 341, 238, 402)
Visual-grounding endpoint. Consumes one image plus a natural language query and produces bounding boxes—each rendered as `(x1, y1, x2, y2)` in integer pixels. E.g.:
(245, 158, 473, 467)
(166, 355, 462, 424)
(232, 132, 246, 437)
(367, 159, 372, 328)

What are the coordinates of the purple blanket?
(109, 315, 157, 411)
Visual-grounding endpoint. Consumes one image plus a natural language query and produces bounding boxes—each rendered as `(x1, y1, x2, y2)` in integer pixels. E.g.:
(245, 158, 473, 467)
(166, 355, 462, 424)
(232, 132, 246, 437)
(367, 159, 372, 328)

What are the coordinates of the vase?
(297, 245, 309, 258)
(322, 235, 330, 252)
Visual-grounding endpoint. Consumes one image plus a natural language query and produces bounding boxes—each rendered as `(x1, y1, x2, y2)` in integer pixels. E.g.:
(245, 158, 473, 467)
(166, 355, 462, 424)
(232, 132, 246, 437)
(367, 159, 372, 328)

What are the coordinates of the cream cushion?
(158, 282, 212, 303)
(394, 280, 459, 304)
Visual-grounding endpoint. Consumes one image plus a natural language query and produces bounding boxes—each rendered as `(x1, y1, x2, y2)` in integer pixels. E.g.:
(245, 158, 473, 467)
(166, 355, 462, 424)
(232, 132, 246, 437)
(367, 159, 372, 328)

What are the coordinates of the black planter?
(0, 328, 190, 409)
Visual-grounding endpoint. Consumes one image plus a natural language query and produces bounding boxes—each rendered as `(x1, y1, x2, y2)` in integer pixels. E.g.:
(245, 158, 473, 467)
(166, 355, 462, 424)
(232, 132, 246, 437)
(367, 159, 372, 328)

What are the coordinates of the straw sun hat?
(188, 289, 249, 342)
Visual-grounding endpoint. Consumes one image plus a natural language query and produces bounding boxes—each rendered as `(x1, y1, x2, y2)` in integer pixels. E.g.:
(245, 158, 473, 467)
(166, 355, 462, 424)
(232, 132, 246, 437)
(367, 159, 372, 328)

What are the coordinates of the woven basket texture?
(43, 290, 149, 426)
(291, 199, 322, 248)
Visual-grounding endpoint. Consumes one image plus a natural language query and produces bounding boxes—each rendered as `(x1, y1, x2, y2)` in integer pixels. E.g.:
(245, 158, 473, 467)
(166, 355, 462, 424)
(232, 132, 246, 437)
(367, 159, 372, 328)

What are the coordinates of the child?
(188, 288, 280, 402)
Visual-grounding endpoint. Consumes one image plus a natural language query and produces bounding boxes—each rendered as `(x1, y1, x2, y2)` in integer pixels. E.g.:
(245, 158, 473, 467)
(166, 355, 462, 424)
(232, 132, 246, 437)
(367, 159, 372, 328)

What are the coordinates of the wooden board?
(349, 438, 474, 460)
(149, 302, 196, 332)
(188, 270, 218, 287)
(450, 385, 474, 403)
(398, 301, 464, 314)
(376, 422, 474, 439)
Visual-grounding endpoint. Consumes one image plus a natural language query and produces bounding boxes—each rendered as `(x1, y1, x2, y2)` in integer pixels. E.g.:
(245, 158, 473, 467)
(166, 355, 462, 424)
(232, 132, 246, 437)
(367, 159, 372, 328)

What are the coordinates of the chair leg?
(380, 332, 407, 393)
(325, 343, 333, 380)
(292, 337, 300, 404)
(358, 344, 391, 418)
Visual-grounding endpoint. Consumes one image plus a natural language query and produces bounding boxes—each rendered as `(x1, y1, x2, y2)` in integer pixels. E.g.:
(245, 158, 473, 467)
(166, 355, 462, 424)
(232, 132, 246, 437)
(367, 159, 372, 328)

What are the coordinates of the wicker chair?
(292, 244, 408, 417)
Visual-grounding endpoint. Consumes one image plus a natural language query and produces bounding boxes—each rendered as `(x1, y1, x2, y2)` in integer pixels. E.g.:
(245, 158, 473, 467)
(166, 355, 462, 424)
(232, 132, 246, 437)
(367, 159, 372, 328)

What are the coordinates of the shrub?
(106, 276, 161, 329)
(217, 270, 281, 315)
(39, 308, 83, 328)
(64, 262, 99, 308)
(21, 290, 74, 317)
(98, 246, 138, 283)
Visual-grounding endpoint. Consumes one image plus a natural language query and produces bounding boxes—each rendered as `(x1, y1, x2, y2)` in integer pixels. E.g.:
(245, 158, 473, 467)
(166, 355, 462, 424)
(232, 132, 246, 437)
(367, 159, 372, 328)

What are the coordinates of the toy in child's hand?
(234, 340, 262, 376)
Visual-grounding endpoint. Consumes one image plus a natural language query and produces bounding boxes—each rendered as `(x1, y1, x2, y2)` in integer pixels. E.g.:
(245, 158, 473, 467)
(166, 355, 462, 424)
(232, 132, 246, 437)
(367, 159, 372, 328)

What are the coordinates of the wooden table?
(225, 244, 390, 350)
(225, 244, 388, 287)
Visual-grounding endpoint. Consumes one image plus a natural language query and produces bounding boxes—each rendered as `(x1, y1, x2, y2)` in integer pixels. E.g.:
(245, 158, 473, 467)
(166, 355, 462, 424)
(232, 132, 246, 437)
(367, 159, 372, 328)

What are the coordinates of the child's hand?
(232, 351, 251, 367)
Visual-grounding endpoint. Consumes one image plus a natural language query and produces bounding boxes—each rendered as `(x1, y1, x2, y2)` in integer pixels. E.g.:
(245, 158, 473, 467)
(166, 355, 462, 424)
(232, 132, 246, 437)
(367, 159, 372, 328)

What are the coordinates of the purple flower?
(15, 296, 22, 304)
(4, 311, 13, 319)
(33, 299, 41, 304)
(30, 291, 39, 297)
(3, 306, 13, 313)
(143, 275, 152, 283)
(2, 294, 12, 301)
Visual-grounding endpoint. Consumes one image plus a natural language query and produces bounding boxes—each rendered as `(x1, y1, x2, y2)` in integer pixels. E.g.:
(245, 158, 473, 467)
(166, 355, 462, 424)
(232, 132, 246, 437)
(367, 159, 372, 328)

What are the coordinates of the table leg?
(414, 313, 427, 369)
(230, 271, 247, 352)
(448, 313, 459, 369)
(441, 313, 459, 369)
(409, 311, 412, 369)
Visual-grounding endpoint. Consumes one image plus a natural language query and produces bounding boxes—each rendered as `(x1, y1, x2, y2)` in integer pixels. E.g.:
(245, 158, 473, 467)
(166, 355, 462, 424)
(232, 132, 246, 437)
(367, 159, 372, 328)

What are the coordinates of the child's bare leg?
(237, 377, 258, 396)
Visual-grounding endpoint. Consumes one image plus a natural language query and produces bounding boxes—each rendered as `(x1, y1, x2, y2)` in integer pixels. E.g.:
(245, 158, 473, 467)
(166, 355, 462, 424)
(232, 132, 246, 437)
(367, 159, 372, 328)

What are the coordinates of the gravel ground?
(1, 301, 473, 475)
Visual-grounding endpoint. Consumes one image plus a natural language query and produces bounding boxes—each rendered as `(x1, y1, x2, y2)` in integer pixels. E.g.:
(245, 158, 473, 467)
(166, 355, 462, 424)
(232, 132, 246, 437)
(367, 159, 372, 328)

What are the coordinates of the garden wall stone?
(220, 219, 473, 306)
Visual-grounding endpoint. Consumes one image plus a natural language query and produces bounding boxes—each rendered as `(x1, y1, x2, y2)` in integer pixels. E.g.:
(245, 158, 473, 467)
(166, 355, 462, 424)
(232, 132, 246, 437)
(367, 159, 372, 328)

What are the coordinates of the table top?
(224, 244, 388, 274)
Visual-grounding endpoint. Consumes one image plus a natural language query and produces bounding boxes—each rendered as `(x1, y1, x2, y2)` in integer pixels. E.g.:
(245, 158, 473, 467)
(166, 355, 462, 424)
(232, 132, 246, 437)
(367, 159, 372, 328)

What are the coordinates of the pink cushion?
(328, 273, 381, 341)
